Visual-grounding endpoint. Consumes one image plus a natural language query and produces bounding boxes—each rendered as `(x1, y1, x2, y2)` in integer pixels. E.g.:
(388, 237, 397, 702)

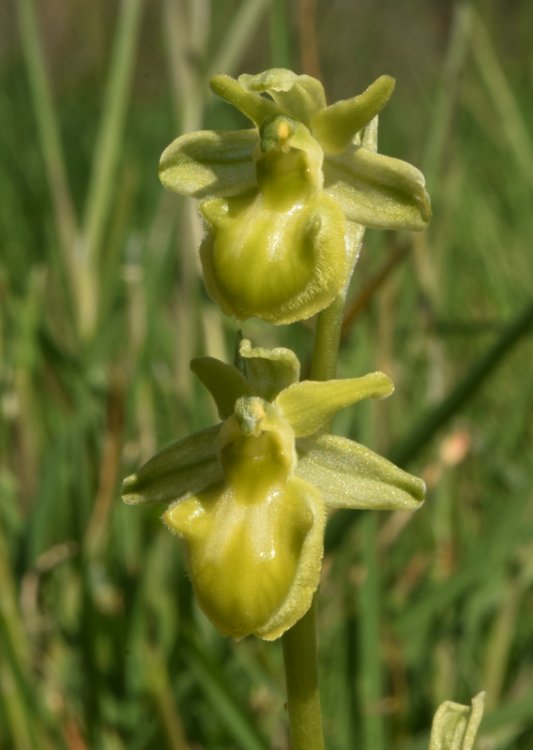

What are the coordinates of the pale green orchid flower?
(159, 68, 431, 324)
(122, 340, 425, 641)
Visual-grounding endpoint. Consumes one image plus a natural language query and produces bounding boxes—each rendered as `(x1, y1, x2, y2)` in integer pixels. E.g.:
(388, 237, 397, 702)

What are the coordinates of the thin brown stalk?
(297, 0, 322, 79)
(341, 241, 410, 340)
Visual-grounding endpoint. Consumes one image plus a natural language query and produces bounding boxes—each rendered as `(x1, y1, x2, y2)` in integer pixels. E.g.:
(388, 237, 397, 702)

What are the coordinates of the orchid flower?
(123, 340, 425, 640)
(159, 69, 431, 323)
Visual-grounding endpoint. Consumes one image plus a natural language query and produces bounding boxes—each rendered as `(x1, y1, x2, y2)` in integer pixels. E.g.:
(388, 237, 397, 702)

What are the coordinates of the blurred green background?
(1, 0, 532, 748)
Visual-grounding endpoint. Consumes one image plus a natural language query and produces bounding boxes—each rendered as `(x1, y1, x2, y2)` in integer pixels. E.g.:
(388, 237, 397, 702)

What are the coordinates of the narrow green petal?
(122, 425, 222, 505)
(276, 372, 393, 437)
(159, 129, 257, 198)
(429, 692, 485, 750)
(191, 357, 252, 419)
(238, 339, 300, 400)
(311, 75, 395, 153)
(210, 73, 278, 125)
(324, 145, 431, 230)
(296, 434, 425, 511)
(239, 69, 326, 125)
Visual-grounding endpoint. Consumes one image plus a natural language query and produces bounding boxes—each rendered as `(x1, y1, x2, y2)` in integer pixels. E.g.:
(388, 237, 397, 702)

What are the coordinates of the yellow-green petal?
(159, 129, 257, 198)
(275, 372, 393, 437)
(324, 145, 431, 230)
(210, 73, 278, 126)
(311, 75, 395, 154)
(238, 338, 300, 401)
(296, 434, 425, 511)
(122, 424, 222, 505)
(239, 68, 326, 126)
(239, 68, 300, 94)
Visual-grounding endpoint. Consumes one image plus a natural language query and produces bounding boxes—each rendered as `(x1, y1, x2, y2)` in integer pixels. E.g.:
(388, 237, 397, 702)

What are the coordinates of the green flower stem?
(282, 292, 349, 749)
(282, 598, 325, 750)
(310, 222, 367, 381)
(310, 293, 346, 381)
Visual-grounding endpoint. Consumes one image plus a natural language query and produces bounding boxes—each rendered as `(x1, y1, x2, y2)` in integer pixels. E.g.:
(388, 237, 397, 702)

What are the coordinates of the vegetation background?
(1, 0, 532, 748)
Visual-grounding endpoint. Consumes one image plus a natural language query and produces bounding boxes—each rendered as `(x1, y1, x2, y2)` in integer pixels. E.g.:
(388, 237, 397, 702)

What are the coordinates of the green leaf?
(159, 129, 257, 198)
(276, 372, 393, 437)
(210, 73, 278, 126)
(238, 339, 300, 400)
(311, 75, 395, 153)
(122, 425, 222, 505)
(429, 692, 485, 750)
(324, 145, 431, 230)
(296, 434, 425, 511)
(191, 357, 252, 419)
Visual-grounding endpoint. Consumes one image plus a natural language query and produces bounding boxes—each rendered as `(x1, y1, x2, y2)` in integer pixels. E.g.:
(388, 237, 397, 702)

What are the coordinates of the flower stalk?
(281, 289, 349, 748)
(282, 598, 324, 750)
